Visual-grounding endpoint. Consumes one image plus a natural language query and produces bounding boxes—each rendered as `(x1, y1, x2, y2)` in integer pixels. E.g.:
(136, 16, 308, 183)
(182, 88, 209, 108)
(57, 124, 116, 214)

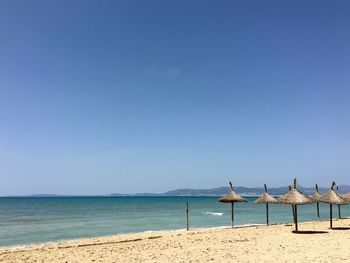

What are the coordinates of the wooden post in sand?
(266, 203, 269, 225)
(316, 184, 320, 220)
(231, 202, 234, 228)
(289, 186, 295, 221)
(330, 204, 333, 229)
(294, 205, 298, 232)
(186, 201, 189, 231)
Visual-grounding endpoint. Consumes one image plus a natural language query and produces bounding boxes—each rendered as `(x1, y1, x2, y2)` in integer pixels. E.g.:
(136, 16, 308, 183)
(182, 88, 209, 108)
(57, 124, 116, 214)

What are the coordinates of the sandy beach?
(0, 218, 349, 263)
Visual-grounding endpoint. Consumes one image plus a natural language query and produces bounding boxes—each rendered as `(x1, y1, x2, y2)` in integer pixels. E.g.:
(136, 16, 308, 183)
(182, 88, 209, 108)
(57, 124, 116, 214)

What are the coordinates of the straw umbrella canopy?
(312, 184, 322, 220)
(254, 184, 277, 225)
(277, 179, 314, 232)
(320, 182, 348, 229)
(219, 182, 247, 228)
(343, 192, 350, 202)
(336, 186, 344, 219)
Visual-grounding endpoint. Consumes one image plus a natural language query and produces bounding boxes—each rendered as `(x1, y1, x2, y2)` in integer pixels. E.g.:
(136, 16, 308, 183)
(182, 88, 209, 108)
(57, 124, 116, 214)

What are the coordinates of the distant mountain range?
(110, 185, 350, 197)
(25, 194, 69, 197)
(7, 185, 350, 197)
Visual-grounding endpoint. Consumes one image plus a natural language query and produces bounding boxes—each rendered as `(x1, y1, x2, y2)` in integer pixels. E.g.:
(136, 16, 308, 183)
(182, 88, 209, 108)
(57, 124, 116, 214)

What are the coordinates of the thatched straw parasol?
(254, 184, 277, 225)
(320, 181, 348, 229)
(334, 186, 350, 219)
(312, 184, 322, 220)
(343, 192, 350, 202)
(219, 182, 247, 228)
(277, 179, 314, 232)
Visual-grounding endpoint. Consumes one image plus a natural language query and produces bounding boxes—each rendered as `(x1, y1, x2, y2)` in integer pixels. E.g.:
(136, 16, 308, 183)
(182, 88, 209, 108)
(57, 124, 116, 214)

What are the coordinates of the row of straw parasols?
(219, 179, 350, 233)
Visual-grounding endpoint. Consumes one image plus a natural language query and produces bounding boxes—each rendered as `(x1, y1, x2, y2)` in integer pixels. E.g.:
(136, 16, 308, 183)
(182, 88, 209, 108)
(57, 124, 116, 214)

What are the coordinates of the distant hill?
(25, 194, 65, 197)
(111, 185, 350, 197)
(4, 185, 350, 197)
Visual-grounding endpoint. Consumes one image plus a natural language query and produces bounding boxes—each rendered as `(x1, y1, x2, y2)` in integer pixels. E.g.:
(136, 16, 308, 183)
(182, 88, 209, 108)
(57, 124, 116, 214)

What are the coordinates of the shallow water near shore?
(0, 196, 349, 247)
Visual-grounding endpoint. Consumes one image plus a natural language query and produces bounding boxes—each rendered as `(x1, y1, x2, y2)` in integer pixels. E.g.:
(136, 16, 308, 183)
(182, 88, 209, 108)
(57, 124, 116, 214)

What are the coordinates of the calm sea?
(0, 196, 349, 247)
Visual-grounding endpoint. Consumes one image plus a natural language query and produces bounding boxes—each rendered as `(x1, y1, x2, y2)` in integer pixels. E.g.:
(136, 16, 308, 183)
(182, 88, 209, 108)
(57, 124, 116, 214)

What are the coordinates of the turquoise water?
(0, 196, 349, 247)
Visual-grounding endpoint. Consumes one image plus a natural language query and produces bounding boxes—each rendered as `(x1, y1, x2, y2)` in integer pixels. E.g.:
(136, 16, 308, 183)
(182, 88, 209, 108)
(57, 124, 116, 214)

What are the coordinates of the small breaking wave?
(205, 212, 224, 216)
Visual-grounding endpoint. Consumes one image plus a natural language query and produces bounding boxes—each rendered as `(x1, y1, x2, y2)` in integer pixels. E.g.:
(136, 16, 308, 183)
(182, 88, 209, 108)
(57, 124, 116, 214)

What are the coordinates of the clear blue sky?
(1, 1, 349, 195)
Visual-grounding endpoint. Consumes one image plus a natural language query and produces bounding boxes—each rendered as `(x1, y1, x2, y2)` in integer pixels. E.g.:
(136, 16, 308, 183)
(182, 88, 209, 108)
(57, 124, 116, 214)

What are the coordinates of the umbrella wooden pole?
(336, 186, 341, 219)
(316, 184, 320, 220)
(294, 205, 298, 232)
(266, 203, 269, 225)
(231, 202, 234, 228)
(330, 204, 333, 229)
(186, 202, 189, 231)
(291, 205, 295, 222)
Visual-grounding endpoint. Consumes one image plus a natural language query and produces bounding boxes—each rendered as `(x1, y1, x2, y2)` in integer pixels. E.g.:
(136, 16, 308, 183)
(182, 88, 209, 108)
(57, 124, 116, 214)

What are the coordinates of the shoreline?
(2, 216, 345, 251)
(1, 218, 350, 262)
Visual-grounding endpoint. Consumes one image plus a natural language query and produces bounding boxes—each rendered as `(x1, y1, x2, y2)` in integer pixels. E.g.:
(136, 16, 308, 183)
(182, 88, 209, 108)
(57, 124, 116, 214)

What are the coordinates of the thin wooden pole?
(186, 202, 189, 231)
(266, 203, 269, 225)
(294, 205, 298, 232)
(336, 186, 341, 219)
(231, 202, 234, 228)
(330, 204, 333, 229)
(316, 184, 320, 220)
(289, 186, 295, 222)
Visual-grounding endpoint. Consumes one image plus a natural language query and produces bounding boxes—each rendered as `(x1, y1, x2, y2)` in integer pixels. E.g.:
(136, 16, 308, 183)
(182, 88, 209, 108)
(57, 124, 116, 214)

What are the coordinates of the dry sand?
(1, 218, 350, 263)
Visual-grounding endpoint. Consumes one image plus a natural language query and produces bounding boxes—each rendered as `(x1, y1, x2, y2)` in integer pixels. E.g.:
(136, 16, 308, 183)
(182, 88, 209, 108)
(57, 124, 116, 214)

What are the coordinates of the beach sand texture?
(0, 218, 349, 263)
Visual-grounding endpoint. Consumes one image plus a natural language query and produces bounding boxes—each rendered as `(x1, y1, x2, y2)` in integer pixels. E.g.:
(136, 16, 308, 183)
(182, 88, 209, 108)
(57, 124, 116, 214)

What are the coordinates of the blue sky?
(0, 1, 349, 195)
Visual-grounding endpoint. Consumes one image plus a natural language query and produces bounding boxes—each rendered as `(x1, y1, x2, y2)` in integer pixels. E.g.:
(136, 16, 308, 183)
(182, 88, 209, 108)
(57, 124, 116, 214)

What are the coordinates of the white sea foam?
(205, 212, 224, 216)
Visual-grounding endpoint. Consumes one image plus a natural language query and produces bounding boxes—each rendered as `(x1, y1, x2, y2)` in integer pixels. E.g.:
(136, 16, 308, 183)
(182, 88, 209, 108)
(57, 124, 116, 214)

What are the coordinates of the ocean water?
(0, 196, 349, 247)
